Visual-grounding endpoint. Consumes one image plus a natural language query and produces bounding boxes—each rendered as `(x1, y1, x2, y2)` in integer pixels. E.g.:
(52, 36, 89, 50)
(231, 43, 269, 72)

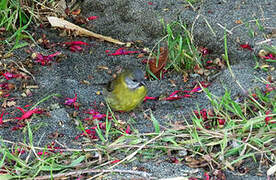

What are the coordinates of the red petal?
(125, 125, 131, 134)
(87, 16, 99, 20)
(0, 111, 5, 124)
(240, 44, 253, 51)
(16, 107, 25, 114)
(65, 41, 89, 46)
(111, 160, 120, 164)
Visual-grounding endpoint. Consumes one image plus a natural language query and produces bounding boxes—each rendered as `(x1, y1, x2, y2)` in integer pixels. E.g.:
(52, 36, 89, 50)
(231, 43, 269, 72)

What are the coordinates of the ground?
(0, 0, 275, 179)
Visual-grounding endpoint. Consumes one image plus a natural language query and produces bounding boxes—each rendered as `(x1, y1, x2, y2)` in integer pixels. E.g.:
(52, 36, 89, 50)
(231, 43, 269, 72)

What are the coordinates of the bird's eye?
(132, 79, 137, 82)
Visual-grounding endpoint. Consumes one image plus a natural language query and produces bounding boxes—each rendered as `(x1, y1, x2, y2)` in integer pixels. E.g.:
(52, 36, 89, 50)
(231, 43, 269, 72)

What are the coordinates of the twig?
(12, 59, 36, 81)
(230, 18, 271, 32)
(108, 144, 188, 150)
(91, 132, 164, 179)
(217, 23, 233, 35)
(112, 131, 164, 167)
(33, 169, 152, 180)
(255, 39, 272, 45)
(1, 139, 98, 152)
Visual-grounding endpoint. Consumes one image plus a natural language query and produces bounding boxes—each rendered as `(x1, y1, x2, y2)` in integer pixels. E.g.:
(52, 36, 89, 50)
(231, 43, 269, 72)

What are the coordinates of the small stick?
(217, 23, 233, 35)
(33, 168, 152, 180)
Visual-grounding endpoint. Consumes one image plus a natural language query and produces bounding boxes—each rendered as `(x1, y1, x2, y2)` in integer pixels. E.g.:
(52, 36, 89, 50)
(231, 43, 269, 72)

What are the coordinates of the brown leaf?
(6, 100, 16, 107)
(72, 111, 78, 117)
(137, 53, 145, 58)
(185, 155, 209, 168)
(182, 71, 189, 82)
(3, 52, 13, 59)
(97, 66, 109, 70)
(149, 47, 168, 77)
(71, 9, 81, 15)
(169, 79, 176, 87)
(56, 0, 67, 16)
(235, 20, 243, 24)
(267, 75, 273, 83)
(7, 83, 15, 90)
(195, 68, 204, 75)
(213, 170, 227, 180)
(74, 16, 88, 25)
(80, 80, 90, 85)
(1, 99, 16, 108)
(48, 131, 60, 139)
(214, 58, 225, 69)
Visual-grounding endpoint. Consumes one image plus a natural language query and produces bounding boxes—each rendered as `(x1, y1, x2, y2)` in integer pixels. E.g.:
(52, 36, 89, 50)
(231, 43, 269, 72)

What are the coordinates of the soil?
(1, 0, 275, 179)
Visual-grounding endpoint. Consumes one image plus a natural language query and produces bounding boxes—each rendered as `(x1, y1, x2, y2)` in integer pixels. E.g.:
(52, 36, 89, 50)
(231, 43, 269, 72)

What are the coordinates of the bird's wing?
(106, 80, 114, 92)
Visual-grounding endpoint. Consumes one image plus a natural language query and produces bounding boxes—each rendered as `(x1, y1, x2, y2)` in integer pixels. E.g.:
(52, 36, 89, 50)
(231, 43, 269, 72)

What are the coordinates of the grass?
(147, 17, 217, 79)
(244, 21, 255, 38)
(0, 0, 61, 51)
(1, 26, 275, 179)
(146, 20, 203, 79)
(264, 45, 276, 63)
(1, 78, 275, 179)
(184, 0, 200, 3)
(0, 2, 275, 179)
(0, 0, 33, 50)
(253, 45, 275, 71)
(166, 21, 202, 73)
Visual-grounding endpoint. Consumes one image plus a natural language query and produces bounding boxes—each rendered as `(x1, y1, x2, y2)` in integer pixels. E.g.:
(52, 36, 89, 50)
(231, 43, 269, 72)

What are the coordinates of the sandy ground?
(1, 0, 275, 179)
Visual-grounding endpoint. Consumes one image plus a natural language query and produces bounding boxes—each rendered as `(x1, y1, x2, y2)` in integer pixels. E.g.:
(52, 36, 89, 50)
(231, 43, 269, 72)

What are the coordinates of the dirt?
(1, 0, 275, 179)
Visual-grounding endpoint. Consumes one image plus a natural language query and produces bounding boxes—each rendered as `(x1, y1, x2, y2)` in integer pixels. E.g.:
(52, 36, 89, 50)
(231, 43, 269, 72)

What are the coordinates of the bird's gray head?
(125, 68, 146, 90)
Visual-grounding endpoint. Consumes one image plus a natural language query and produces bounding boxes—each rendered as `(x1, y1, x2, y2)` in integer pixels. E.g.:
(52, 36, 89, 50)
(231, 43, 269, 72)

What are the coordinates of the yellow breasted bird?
(105, 68, 147, 112)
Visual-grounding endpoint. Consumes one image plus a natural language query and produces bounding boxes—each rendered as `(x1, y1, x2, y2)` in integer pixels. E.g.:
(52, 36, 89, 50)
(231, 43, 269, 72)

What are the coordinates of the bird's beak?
(140, 81, 146, 86)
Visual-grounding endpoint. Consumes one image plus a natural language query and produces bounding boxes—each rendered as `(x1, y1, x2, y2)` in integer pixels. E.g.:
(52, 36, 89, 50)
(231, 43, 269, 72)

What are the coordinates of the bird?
(104, 68, 148, 112)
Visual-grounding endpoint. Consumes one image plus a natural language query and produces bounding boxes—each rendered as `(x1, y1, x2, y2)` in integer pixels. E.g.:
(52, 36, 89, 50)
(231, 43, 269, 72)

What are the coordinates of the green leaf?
(0, 174, 13, 180)
(151, 113, 160, 133)
(0, 0, 8, 9)
(69, 156, 85, 166)
(12, 42, 28, 49)
(0, 148, 28, 168)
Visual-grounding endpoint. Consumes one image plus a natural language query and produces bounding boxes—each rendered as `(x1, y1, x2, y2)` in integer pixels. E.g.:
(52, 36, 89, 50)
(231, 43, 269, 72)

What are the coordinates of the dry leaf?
(260, 64, 270, 69)
(7, 83, 15, 90)
(3, 52, 13, 59)
(47, 16, 125, 45)
(182, 72, 189, 82)
(195, 68, 204, 75)
(185, 155, 209, 168)
(26, 85, 39, 89)
(74, 16, 88, 24)
(235, 20, 243, 24)
(213, 170, 227, 180)
(6, 101, 16, 107)
(71, 9, 81, 15)
(203, 69, 211, 76)
(25, 89, 32, 96)
(267, 164, 276, 176)
(56, 0, 67, 16)
(267, 75, 273, 83)
(80, 80, 90, 85)
(137, 53, 145, 58)
(72, 111, 78, 118)
(169, 79, 176, 87)
(149, 47, 168, 77)
(214, 58, 225, 68)
(271, 28, 276, 38)
(2, 100, 16, 108)
(258, 49, 269, 58)
(97, 66, 109, 70)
